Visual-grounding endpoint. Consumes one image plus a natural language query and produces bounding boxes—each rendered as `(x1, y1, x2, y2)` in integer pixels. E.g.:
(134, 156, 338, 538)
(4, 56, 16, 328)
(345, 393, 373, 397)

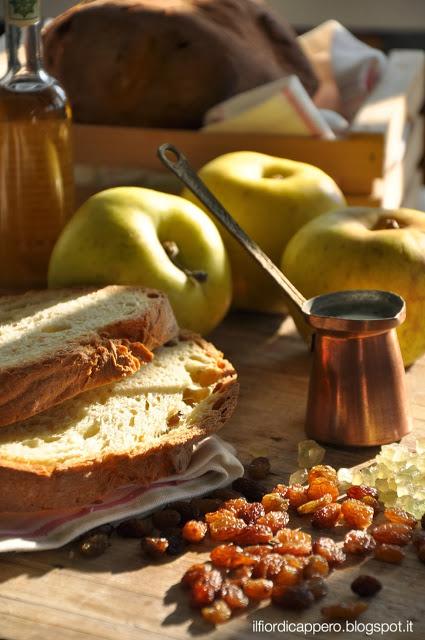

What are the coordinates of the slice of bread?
(0, 286, 178, 428)
(0, 334, 238, 512)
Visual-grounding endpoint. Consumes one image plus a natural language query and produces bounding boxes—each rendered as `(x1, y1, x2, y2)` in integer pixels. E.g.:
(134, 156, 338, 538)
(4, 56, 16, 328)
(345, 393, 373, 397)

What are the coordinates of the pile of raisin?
(173, 464, 425, 624)
(76, 458, 423, 626)
(178, 463, 357, 624)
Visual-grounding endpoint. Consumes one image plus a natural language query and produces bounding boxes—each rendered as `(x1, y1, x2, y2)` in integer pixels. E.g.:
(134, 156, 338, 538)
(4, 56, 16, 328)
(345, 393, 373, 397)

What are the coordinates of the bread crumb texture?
(0, 337, 235, 472)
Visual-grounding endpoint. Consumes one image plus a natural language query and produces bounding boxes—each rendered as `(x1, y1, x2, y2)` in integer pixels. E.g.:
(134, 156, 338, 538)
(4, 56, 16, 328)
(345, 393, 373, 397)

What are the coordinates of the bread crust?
(0, 339, 238, 512)
(0, 287, 178, 427)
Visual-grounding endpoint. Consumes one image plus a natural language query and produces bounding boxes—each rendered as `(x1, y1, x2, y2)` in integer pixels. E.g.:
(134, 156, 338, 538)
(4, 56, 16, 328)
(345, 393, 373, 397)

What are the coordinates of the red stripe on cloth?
(282, 86, 323, 136)
(0, 478, 182, 539)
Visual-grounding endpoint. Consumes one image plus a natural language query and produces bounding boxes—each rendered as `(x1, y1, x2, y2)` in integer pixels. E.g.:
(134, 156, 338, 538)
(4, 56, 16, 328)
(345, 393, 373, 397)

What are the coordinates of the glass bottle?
(0, 0, 74, 288)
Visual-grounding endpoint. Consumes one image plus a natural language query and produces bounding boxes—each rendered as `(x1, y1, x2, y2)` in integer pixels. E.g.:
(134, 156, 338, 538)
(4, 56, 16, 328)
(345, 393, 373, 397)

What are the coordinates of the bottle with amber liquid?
(0, 0, 74, 288)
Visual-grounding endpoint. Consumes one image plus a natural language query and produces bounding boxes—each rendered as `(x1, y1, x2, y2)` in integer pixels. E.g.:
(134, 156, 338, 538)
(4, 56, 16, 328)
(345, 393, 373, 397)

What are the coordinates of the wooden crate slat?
(352, 50, 425, 133)
(73, 124, 384, 195)
(376, 115, 424, 208)
(402, 169, 423, 209)
(346, 193, 381, 207)
(351, 50, 425, 171)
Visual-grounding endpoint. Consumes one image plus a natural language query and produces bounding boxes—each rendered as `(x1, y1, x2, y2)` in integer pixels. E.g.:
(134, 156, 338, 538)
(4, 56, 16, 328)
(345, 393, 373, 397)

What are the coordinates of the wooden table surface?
(0, 312, 424, 640)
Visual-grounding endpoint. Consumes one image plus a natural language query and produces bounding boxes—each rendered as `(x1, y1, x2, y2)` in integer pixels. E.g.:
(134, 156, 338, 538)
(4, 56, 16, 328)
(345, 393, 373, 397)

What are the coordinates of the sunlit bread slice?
(0, 334, 238, 512)
(0, 286, 178, 427)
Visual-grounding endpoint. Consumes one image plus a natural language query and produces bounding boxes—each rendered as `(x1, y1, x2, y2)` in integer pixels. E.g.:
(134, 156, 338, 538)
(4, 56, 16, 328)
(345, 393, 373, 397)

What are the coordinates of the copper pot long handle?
(157, 143, 306, 313)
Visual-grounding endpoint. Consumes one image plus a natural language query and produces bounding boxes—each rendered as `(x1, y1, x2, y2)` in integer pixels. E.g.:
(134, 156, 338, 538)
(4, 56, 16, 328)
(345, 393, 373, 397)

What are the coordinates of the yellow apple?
(48, 187, 232, 335)
(182, 151, 345, 312)
(281, 206, 425, 366)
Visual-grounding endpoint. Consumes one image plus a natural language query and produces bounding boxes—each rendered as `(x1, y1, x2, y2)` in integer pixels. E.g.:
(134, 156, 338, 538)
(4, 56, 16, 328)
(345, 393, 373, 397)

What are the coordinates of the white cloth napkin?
(0, 436, 243, 553)
(300, 20, 387, 120)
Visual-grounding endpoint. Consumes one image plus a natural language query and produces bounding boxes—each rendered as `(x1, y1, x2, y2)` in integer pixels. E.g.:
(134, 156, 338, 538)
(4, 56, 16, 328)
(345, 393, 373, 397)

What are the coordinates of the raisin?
(191, 569, 223, 608)
(313, 537, 346, 567)
(238, 502, 265, 524)
(252, 554, 285, 579)
(362, 495, 381, 513)
(297, 493, 333, 515)
(374, 543, 405, 564)
(163, 526, 184, 540)
(312, 503, 342, 529)
(221, 582, 249, 610)
(78, 533, 110, 558)
(274, 528, 312, 556)
(287, 484, 309, 508)
(210, 544, 256, 569)
(234, 524, 273, 546)
(307, 576, 329, 600)
(308, 465, 338, 484)
(141, 536, 169, 559)
(343, 530, 376, 555)
(282, 554, 309, 570)
(307, 480, 339, 502)
(201, 599, 231, 624)
(209, 488, 241, 501)
(171, 500, 193, 523)
(351, 575, 382, 597)
(244, 544, 274, 558)
(209, 515, 246, 541)
(205, 508, 235, 524)
(191, 498, 223, 519)
(303, 554, 330, 578)
(232, 477, 267, 502)
(243, 578, 274, 600)
(228, 565, 253, 586)
(412, 530, 425, 550)
(384, 507, 417, 529)
(257, 510, 289, 533)
(417, 546, 425, 563)
(346, 485, 378, 500)
(182, 520, 208, 543)
(222, 497, 248, 515)
(274, 564, 301, 586)
(321, 601, 368, 620)
(152, 509, 181, 530)
(272, 584, 314, 610)
(262, 493, 289, 513)
(371, 523, 411, 545)
(247, 457, 271, 480)
(272, 483, 289, 497)
(91, 523, 114, 537)
(181, 563, 210, 588)
(116, 517, 153, 538)
(166, 534, 187, 556)
(341, 499, 374, 529)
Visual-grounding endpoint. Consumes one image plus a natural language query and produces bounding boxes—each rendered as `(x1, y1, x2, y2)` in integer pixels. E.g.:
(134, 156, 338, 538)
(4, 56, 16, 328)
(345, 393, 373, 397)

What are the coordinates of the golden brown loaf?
(0, 334, 238, 512)
(0, 286, 178, 427)
(42, 0, 318, 129)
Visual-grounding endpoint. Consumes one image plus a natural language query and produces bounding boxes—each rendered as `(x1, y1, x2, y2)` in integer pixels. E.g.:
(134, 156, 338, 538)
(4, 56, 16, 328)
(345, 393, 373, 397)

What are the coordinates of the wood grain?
(72, 123, 384, 195)
(0, 313, 424, 640)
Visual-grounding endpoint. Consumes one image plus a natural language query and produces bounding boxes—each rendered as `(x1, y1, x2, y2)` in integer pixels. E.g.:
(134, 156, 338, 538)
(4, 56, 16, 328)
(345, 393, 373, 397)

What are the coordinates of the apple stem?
(373, 218, 401, 230)
(162, 240, 208, 284)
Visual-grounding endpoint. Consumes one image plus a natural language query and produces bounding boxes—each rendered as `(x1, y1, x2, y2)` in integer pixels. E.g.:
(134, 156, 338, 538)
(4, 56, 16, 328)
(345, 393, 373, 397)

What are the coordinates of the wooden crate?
(72, 50, 425, 209)
(0, 42, 423, 207)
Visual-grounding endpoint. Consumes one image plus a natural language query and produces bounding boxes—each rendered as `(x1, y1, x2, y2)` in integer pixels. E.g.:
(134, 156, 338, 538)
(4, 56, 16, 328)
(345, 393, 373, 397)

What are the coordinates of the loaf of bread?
(42, 0, 318, 129)
(0, 286, 178, 427)
(0, 334, 238, 512)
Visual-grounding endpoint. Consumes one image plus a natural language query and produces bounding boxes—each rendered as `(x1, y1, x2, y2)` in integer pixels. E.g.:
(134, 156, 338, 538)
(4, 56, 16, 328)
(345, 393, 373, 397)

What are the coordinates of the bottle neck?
(3, 0, 45, 83)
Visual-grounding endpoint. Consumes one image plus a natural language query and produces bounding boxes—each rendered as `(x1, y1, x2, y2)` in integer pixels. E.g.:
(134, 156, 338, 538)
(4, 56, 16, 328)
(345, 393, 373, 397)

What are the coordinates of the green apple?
(48, 187, 232, 335)
(281, 206, 425, 366)
(182, 151, 345, 312)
